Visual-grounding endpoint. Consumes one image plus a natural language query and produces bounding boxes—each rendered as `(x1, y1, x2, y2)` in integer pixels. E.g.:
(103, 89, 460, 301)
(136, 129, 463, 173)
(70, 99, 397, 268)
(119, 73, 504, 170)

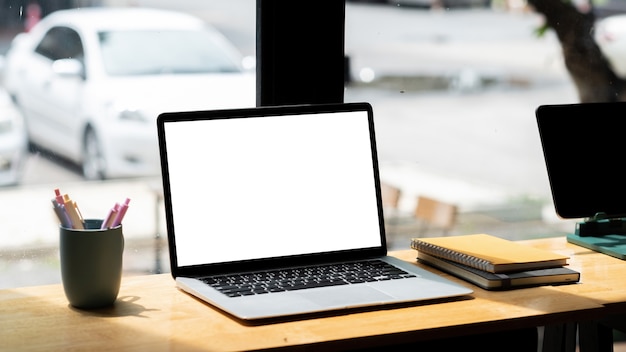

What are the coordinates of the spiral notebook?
(411, 234, 569, 273)
(417, 252, 579, 290)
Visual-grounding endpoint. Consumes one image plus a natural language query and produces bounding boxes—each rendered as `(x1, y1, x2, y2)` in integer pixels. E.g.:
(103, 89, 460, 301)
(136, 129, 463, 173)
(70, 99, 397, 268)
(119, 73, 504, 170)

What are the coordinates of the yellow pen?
(63, 194, 84, 230)
(74, 201, 85, 225)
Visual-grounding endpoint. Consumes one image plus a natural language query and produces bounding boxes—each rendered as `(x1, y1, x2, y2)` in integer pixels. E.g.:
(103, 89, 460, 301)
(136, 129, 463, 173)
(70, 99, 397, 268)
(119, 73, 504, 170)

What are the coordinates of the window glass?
(0, 1, 256, 289)
(99, 30, 242, 75)
(343, 2, 580, 249)
(0, 1, 611, 289)
(35, 26, 83, 61)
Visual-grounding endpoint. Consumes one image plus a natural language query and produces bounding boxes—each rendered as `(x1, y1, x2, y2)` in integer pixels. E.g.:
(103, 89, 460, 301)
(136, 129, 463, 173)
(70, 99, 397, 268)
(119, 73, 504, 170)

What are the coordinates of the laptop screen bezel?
(157, 102, 388, 278)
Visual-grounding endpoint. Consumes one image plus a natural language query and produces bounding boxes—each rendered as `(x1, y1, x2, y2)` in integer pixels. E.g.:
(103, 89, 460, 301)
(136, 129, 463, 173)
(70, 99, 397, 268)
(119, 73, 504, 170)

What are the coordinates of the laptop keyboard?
(200, 260, 418, 298)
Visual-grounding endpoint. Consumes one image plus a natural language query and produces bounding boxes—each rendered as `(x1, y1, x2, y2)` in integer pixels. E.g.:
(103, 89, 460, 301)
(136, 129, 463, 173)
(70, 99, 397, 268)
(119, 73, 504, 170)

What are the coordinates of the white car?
(595, 14, 626, 78)
(3, 8, 255, 180)
(0, 87, 28, 186)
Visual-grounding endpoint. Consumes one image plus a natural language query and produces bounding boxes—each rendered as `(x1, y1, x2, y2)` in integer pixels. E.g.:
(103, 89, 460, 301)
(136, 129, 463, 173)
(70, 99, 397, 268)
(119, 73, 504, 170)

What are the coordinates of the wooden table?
(521, 237, 626, 308)
(0, 240, 607, 351)
(520, 237, 626, 352)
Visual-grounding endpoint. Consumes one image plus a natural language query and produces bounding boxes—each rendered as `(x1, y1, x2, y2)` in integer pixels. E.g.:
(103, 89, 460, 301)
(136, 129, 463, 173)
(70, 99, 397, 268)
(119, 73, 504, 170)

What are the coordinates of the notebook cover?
(417, 252, 580, 290)
(411, 234, 569, 273)
(566, 233, 626, 260)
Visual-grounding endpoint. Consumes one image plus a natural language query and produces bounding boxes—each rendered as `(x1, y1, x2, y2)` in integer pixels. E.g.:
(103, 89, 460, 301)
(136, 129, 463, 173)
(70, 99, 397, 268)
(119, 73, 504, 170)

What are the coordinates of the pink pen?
(54, 188, 64, 205)
(101, 203, 120, 229)
(111, 198, 130, 227)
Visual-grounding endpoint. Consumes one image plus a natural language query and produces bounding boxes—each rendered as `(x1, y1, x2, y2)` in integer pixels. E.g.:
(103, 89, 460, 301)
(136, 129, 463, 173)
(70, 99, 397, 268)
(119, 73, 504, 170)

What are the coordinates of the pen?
(101, 203, 120, 229)
(111, 198, 130, 227)
(63, 194, 84, 230)
(52, 199, 72, 228)
(54, 188, 64, 206)
(74, 201, 85, 225)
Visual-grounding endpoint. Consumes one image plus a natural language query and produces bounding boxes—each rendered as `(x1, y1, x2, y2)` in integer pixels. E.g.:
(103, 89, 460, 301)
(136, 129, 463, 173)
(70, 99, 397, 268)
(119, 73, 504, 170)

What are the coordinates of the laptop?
(157, 102, 472, 322)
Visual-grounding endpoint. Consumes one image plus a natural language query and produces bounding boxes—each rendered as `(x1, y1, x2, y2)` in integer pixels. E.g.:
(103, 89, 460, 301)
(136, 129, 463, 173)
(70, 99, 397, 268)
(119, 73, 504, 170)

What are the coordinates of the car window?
(34, 26, 84, 62)
(98, 29, 242, 76)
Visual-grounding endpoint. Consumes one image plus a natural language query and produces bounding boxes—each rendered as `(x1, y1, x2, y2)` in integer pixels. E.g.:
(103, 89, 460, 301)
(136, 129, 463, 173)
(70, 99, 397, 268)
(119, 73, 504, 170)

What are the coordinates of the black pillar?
(256, 1, 345, 106)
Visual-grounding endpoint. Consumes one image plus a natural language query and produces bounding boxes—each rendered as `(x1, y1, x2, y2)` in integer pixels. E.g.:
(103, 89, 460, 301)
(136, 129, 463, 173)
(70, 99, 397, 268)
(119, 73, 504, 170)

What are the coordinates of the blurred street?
(0, 2, 581, 288)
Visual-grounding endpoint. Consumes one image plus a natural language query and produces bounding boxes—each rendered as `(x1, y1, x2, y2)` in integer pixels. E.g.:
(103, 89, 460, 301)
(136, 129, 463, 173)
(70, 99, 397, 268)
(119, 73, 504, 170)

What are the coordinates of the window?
(98, 30, 242, 76)
(0, 1, 605, 289)
(35, 26, 83, 61)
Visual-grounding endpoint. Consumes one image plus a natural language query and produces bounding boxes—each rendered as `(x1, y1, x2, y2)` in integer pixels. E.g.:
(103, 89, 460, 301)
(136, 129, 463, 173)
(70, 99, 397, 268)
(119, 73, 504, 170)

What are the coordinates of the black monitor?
(536, 102, 626, 219)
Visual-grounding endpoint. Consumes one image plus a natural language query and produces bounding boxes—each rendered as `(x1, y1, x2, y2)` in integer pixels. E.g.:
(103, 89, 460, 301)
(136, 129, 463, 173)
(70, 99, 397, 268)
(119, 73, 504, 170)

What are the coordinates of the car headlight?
(119, 108, 151, 123)
(0, 118, 12, 134)
(0, 107, 24, 135)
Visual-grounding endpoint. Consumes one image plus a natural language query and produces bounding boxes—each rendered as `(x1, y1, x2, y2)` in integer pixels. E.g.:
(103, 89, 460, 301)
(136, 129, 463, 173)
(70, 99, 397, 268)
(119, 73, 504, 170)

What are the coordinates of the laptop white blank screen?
(163, 110, 383, 267)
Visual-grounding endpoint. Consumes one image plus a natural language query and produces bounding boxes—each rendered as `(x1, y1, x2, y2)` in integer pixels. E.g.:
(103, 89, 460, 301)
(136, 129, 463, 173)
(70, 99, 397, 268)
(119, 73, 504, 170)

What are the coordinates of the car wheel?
(82, 128, 106, 180)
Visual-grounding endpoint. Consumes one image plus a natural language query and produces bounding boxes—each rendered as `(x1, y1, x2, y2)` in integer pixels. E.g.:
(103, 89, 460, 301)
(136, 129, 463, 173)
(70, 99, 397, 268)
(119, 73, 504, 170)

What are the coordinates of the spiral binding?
(411, 240, 493, 272)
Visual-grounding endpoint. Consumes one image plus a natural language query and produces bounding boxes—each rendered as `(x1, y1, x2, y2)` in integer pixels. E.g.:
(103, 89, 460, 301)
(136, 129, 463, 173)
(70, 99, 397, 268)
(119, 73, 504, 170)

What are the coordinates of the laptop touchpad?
(297, 286, 394, 308)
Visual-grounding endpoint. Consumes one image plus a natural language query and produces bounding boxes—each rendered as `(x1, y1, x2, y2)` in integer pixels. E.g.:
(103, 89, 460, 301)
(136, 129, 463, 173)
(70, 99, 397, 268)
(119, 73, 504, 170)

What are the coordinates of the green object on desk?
(567, 233, 626, 260)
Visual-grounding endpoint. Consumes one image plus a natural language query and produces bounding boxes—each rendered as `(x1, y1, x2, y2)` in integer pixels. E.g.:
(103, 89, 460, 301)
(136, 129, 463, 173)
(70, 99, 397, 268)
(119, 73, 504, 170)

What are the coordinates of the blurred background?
(1, 0, 613, 288)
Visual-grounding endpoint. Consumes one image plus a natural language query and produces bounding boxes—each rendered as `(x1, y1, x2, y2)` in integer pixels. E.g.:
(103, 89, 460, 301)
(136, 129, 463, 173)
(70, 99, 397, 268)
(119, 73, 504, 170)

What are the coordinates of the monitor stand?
(575, 212, 626, 237)
(567, 213, 626, 260)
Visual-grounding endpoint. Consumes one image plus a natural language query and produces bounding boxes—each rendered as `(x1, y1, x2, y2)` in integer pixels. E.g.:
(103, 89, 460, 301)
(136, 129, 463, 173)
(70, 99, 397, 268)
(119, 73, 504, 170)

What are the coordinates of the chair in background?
(414, 195, 458, 236)
(381, 182, 402, 213)
(380, 182, 402, 234)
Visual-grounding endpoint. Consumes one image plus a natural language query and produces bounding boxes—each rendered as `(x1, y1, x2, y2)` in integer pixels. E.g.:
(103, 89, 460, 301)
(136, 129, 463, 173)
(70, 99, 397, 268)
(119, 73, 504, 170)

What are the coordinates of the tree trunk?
(527, 0, 626, 102)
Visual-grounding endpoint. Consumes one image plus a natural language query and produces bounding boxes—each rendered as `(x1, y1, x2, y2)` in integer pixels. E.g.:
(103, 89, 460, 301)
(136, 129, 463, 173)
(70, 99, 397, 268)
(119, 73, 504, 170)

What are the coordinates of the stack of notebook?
(411, 234, 580, 290)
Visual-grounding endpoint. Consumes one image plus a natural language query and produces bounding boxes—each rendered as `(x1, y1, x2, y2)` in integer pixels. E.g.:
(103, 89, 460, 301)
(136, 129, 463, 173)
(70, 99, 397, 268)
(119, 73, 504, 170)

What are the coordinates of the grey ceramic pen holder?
(60, 219, 124, 309)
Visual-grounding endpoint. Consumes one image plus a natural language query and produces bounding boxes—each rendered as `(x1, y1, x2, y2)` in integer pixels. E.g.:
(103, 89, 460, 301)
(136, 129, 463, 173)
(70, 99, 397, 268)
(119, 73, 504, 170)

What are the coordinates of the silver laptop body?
(157, 102, 472, 322)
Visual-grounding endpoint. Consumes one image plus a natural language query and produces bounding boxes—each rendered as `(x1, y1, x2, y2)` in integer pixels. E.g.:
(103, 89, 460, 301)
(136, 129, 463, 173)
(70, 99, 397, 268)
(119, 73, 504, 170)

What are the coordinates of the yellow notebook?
(411, 234, 569, 273)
